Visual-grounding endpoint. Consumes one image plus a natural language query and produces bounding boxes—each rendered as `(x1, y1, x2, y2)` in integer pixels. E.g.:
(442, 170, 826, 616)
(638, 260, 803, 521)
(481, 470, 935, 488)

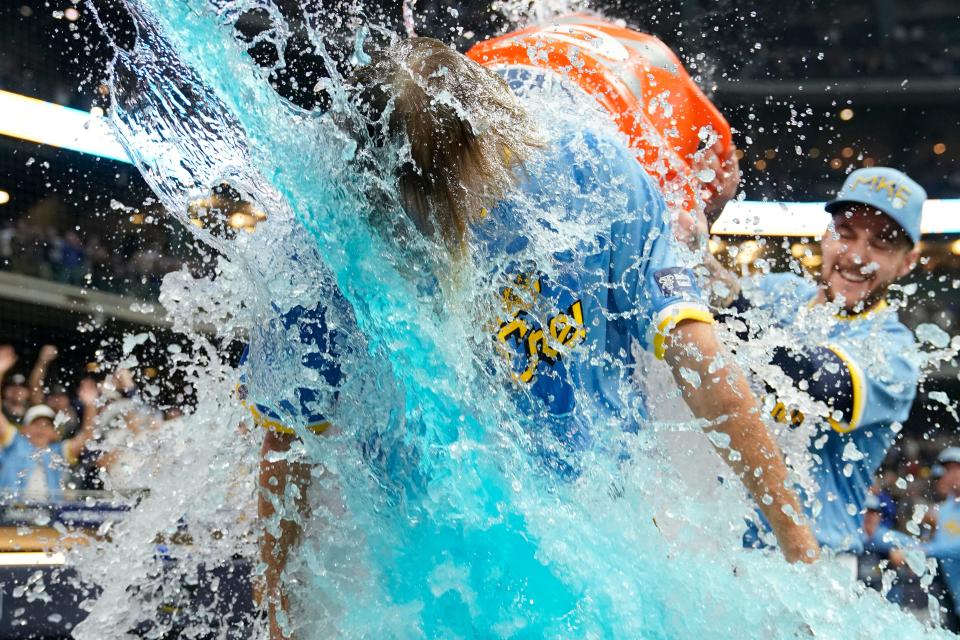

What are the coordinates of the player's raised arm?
(258, 429, 312, 640)
(63, 378, 99, 463)
(0, 346, 20, 445)
(27, 345, 58, 407)
(662, 319, 819, 564)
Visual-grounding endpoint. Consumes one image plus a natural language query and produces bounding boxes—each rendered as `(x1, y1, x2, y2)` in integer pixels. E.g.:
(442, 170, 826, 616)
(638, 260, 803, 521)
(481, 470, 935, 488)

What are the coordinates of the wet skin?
(938, 463, 960, 500)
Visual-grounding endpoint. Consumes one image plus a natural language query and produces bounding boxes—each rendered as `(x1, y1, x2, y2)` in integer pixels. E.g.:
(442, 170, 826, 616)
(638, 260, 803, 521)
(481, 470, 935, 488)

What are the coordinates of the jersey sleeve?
(602, 141, 712, 360)
(922, 536, 960, 560)
(769, 322, 918, 433)
(864, 526, 913, 555)
(239, 300, 345, 435)
(822, 327, 918, 432)
(770, 345, 855, 428)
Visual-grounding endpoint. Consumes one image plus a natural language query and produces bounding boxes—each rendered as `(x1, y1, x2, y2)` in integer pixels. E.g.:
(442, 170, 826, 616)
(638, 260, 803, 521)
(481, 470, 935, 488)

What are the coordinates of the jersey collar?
(806, 297, 888, 321)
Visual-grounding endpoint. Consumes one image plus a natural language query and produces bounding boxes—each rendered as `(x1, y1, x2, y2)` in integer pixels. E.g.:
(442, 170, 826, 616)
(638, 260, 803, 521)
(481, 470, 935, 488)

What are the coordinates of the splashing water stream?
(69, 1, 956, 638)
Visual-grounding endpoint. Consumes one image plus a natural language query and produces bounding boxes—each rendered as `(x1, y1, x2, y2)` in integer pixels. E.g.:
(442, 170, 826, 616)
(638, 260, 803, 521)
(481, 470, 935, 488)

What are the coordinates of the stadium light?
(3, 90, 959, 236)
(712, 199, 960, 237)
(0, 89, 131, 164)
(0, 551, 66, 567)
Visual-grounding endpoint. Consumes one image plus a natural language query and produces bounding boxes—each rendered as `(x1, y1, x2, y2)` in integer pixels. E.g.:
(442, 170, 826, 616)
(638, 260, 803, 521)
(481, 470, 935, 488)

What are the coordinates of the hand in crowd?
(0, 345, 18, 376)
(38, 344, 58, 365)
(77, 377, 99, 409)
(113, 368, 136, 395)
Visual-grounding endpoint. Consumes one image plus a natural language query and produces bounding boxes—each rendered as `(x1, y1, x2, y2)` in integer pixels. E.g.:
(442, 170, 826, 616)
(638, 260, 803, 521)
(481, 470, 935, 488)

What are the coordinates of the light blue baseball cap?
(825, 167, 927, 244)
(933, 446, 960, 477)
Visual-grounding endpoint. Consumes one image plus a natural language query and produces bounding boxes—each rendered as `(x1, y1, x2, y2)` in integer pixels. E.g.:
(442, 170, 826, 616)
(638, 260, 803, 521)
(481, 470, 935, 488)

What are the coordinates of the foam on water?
(71, 1, 956, 638)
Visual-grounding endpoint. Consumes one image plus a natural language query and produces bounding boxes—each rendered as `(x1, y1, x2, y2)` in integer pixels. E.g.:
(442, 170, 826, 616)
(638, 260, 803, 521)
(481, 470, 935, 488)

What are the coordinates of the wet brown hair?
(351, 37, 542, 254)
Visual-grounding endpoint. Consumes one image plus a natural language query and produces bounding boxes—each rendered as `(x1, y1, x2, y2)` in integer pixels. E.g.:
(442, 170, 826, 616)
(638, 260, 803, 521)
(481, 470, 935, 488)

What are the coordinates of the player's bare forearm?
(66, 389, 99, 461)
(259, 430, 311, 640)
(0, 348, 18, 443)
(28, 345, 58, 406)
(663, 320, 819, 563)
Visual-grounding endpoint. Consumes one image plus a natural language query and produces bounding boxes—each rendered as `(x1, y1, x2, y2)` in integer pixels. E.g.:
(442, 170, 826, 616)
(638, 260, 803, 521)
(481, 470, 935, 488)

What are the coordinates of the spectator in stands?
(76, 368, 166, 490)
(53, 230, 88, 286)
(46, 384, 81, 438)
(0, 342, 64, 428)
(0, 345, 98, 500)
(859, 492, 913, 604)
(909, 446, 960, 632)
(26, 344, 82, 438)
(1, 371, 28, 426)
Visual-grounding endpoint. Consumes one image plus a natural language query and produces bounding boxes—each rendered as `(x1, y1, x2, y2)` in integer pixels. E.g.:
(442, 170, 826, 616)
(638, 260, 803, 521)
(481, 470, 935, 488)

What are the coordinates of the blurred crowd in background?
(0, 196, 184, 299)
(738, 2, 960, 80)
(0, 342, 181, 500)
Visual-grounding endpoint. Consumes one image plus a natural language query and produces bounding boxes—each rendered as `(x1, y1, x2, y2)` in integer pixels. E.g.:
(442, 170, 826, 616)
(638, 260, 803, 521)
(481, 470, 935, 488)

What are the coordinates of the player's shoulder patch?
(653, 267, 695, 298)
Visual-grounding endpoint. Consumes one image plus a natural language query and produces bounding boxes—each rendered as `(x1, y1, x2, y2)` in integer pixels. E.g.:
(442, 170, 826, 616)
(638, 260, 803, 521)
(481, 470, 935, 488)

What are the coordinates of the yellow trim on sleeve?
(236, 382, 331, 435)
(653, 307, 715, 360)
(835, 299, 888, 322)
(824, 343, 866, 433)
(246, 403, 331, 436)
(808, 298, 889, 321)
(0, 424, 16, 449)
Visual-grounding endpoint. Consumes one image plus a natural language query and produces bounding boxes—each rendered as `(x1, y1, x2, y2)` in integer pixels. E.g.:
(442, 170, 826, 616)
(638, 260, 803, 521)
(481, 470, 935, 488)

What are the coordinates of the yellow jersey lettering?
(497, 316, 529, 344)
(524, 328, 547, 381)
(790, 409, 805, 428)
(549, 302, 586, 348)
(770, 401, 787, 424)
(496, 274, 586, 384)
(769, 400, 806, 428)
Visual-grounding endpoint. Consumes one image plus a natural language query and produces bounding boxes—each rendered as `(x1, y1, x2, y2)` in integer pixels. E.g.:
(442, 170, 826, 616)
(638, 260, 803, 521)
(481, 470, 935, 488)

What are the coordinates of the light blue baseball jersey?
(736, 272, 919, 551)
(474, 128, 711, 475)
(862, 523, 912, 555)
(243, 128, 711, 475)
(0, 432, 70, 498)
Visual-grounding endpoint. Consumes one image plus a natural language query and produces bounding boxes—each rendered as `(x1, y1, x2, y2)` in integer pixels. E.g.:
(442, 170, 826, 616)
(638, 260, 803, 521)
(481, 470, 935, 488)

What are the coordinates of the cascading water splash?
(71, 1, 956, 638)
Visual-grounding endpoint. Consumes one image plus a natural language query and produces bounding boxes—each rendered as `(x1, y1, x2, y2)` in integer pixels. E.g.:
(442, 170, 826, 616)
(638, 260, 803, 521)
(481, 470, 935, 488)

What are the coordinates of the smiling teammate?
(703, 167, 926, 557)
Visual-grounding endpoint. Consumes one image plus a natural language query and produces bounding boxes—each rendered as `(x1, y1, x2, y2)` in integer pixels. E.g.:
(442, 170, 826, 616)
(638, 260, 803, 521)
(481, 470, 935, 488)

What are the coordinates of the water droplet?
(696, 168, 716, 183)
